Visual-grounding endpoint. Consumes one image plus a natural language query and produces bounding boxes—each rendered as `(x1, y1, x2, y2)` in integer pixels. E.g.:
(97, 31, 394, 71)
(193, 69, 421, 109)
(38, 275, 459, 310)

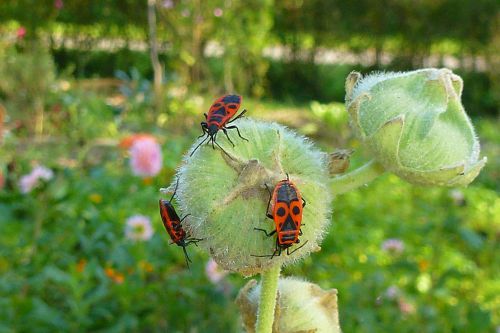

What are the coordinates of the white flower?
(449, 189, 465, 206)
(31, 165, 54, 181)
(125, 215, 154, 241)
(19, 165, 54, 193)
(381, 238, 404, 254)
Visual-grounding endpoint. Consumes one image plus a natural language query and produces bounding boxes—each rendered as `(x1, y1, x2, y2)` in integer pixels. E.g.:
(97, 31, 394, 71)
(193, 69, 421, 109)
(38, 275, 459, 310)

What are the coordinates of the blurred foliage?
(273, 0, 499, 58)
(0, 43, 57, 136)
(0, 0, 498, 115)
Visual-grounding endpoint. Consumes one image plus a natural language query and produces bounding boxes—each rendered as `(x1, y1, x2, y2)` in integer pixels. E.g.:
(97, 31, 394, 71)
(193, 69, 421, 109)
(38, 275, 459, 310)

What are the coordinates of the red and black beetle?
(159, 179, 202, 268)
(190, 94, 248, 156)
(253, 174, 307, 258)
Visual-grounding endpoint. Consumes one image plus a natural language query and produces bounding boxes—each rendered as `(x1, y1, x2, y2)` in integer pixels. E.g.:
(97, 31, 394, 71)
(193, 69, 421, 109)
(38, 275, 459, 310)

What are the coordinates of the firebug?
(190, 94, 248, 157)
(159, 179, 202, 268)
(253, 174, 307, 258)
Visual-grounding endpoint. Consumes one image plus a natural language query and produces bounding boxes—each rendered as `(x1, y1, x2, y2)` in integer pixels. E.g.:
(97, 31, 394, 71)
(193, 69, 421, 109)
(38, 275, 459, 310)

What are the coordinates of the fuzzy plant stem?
(255, 264, 281, 333)
(330, 160, 385, 196)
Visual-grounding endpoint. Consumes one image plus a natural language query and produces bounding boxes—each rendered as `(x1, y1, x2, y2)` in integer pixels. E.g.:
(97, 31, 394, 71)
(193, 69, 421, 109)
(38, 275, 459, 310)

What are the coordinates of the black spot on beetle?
(277, 207, 286, 217)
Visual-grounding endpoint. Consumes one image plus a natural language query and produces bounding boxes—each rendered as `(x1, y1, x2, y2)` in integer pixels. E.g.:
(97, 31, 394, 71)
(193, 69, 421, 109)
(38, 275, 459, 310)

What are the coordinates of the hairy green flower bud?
(176, 118, 332, 276)
(236, 277, 341, 333)
(345, 68, 486, 186)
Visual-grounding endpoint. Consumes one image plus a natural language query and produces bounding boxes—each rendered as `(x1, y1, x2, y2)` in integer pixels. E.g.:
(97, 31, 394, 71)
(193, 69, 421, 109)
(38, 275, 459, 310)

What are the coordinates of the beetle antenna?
(190, 135, 209, 157)
(182, 245, 192, 269)
(169, 178, 180, 203)
(214, 141, 235, 161)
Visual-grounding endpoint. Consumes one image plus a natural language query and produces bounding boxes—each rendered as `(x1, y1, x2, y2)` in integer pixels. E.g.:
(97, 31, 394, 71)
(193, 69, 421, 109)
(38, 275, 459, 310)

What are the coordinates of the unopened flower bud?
(328, 149, 353, 175)
(176, 119, 332, 276)
(236, 277, 341, 333)
(345, 68, 486, 186)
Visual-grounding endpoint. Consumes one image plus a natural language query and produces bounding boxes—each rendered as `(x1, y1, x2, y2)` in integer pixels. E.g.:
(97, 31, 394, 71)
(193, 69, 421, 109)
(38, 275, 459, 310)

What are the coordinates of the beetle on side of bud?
(345, 68, 486, 187)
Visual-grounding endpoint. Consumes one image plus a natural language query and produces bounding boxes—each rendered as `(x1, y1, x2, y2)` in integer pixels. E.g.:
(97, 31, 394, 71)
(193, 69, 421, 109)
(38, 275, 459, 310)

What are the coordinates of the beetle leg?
(198, 122, 208, 139)
(227, 109, 247, 123)
(250, 239, 279, 258)
(185, 238, 203, 246)
(264, 184, 273, 219)
(251, 252, 276, 258)
(254, 227, 276, 237)
(179, 214, 191, 223)
(287, 240, 309, 256)
(272, 244, 282, 259)
(225, 125, 249, 142)
(221, 128, 235, 147)
(302, 197, 306, 208)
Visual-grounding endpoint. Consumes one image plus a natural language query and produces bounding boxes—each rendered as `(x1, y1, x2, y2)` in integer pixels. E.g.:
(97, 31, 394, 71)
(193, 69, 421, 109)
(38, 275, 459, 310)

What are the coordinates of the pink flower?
(381, 238, 404, 254)
(16, 27, 26, 39)
(54, 0, 63, 9)
(398, 298, 416, 315)
(205, 258, 228, 284)
(125, 215, 154, 241)
(213, 8, 223, 17)
(19, 165, 54, 193)
(129, 137, 162, 177)
(119, 133, 156, 149)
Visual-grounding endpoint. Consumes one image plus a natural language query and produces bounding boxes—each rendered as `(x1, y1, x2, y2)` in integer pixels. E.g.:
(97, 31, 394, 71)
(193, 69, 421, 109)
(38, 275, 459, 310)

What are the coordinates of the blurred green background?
(0, 1, 498, 332)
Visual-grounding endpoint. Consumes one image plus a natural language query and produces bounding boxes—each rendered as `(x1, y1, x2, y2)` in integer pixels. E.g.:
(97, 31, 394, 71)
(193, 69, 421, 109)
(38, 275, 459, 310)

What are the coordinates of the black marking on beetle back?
(277, 183, 298, 202)
(281, 233, 296, 242)
(212, 107, 227, 117)
(222, 95, 241, 103)
(292, 206, 300, 215)
(277, 207, 286, 217)
(281, 215, 296, 231)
